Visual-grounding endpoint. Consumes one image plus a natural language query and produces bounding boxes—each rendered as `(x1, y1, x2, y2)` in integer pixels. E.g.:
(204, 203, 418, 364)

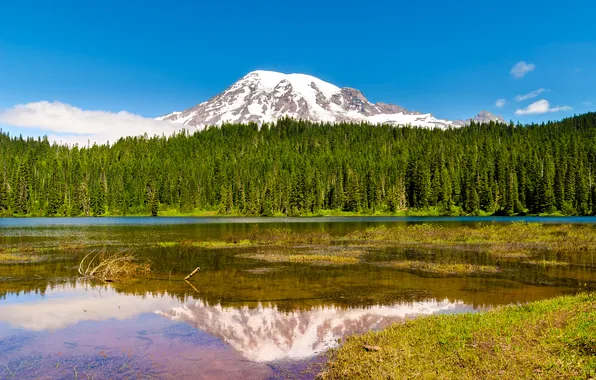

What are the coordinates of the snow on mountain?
(158, 70, 471, 130)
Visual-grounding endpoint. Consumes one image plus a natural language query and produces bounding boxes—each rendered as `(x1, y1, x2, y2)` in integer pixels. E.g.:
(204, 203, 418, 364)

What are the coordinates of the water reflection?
(158, 298, 469, 362)
(0, 282, 468, 365)
(0, 283, 180, 331)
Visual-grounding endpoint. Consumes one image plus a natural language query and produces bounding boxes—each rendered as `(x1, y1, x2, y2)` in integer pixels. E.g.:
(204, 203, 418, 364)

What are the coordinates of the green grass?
(321, 293, 596, 379)
(156, 241, 180, 248)
(188, 239, 254, 248)
(390, 260, 501, 275)
(523, 260, 571, 267)
(344, 223, 596, 258)
(243, 249, 363, 265)
(0, 252, 42, 263)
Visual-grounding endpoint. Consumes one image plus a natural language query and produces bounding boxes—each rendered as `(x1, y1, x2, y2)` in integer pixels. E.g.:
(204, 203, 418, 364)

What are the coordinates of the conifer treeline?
(1, 113, 596, 217)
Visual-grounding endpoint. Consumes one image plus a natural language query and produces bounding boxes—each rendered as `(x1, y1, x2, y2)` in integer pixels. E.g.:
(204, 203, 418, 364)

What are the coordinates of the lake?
(1, 217, 595, 379)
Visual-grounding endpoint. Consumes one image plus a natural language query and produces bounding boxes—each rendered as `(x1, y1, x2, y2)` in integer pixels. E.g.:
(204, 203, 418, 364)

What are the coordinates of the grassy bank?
(321, 293, 596, 379)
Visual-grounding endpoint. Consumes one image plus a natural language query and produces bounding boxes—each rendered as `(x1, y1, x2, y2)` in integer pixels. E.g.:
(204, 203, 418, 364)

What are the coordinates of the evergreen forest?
(1, 113, 596, 217)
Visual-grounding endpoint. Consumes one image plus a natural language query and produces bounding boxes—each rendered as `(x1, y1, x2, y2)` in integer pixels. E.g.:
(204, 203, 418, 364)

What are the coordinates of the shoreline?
(320, 293, 596, 379)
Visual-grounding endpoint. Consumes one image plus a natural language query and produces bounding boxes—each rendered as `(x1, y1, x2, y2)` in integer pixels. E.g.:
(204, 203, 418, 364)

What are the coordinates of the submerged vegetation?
(2, 113, 596, 217)
(343, 223, 596, 262)
(243, 250, 362, 265)
(146, 223, 596, 275)
(322, 293, 596, 379)
(0, 252, 42, 263)
(389, 260, 500, 275)
(0, 352, 160, 379)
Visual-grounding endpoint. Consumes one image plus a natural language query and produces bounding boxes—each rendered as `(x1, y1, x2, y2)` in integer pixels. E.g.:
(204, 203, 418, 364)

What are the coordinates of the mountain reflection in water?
(0, 282, 469, 364)
(158, 298, 468, 361)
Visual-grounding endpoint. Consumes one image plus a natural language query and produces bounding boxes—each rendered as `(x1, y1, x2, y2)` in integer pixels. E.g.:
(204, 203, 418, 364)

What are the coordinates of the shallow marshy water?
(1, 217, 595, 379)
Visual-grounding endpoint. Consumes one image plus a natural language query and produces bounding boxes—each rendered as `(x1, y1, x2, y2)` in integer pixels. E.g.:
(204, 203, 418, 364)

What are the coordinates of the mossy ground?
(321, 293, 596, 379)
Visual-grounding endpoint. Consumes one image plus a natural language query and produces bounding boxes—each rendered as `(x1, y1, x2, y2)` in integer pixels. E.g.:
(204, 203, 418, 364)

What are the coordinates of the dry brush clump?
(78, 251, 151, 283)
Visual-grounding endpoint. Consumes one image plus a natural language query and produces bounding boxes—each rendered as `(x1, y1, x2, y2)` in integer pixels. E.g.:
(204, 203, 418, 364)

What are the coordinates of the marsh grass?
(0, 243, 95, 264)
(0, 252, 42, 263)
(243, 248, 363, 265)
(78, 251, 151, 283)
(186, 239, 254, 248)
(390, 260, 501, 275)
(162, 228, 333, 250)
(347, 223, 596, 246)
(523, 260, 571, 267)
(0, 246, 55, 264)
(321, 293, 596, 379)
(0, 352, 160, 379)
(157, 224, 596, 261)
(244, 253, 360, 265)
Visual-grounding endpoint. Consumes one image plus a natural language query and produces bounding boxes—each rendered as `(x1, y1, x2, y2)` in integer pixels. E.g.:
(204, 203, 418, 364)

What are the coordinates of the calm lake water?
(1, 217, 595, 379)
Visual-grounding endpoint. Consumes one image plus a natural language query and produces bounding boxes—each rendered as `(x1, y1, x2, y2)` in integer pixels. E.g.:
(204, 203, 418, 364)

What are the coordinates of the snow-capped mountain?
(159, 70, 488, 129)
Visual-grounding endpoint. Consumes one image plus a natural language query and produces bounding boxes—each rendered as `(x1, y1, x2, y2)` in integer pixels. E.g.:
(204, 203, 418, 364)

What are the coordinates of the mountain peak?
(471, 110, 505, 124)
(159, 71, 484, 129)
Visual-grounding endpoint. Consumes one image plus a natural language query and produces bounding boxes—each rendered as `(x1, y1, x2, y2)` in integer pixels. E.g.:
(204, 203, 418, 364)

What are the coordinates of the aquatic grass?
(183, 239, 254, 248)
(284, 254, 359, 264)
(0, 352, 161, 379)
(523, 260, 571, 267)
(344, 223, 596, 256)
(321, 293, 596, 379)
(0, 246, 57, 264)
(175, 229, 331, 249)
(156, 241, 179, 248)
(0, 334, 36, 355)
(390, 260, 501, 275)
(0, 243, 95, 264)
(0, 252, 43, 263)
(243, 267, 279, 274)
(244, 251, 360, 265)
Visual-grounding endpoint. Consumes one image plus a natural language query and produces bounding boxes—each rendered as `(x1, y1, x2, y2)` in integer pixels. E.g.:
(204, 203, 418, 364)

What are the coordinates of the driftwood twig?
(185, 280, 201, 294)
(184, 267, 201, 280)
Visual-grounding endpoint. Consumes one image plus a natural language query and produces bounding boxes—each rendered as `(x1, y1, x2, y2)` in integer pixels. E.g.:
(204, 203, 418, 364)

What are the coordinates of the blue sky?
(1, 0, 595, 141)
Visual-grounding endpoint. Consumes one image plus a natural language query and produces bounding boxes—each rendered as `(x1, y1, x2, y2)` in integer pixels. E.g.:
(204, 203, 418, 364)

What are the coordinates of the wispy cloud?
(515, 88, 548, 102)
(582, 101, 592, 107)
(495, 99, 506, 108)
(0, 101, 181, 145)
(515, 99, 572, 115)
(510, 61, 535, 79)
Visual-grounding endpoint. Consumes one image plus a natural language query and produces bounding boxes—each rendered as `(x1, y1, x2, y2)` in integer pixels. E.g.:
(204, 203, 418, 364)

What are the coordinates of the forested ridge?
(1, 113, 596, 217)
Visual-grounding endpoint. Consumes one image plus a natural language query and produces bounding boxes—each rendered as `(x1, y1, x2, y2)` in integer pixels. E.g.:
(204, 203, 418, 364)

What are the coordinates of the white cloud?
(0, 101, 182, 145)
(515, 99, 572, 115)
(515, 88, 548, 102)
(495, 99, 506, 108)
(510, 61, 535, 79)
